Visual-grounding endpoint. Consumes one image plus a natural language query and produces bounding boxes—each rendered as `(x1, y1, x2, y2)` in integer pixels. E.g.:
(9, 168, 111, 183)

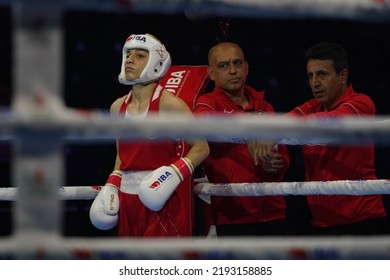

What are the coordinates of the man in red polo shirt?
(249, 42, 387, 235)
(193, 42, 290, 236)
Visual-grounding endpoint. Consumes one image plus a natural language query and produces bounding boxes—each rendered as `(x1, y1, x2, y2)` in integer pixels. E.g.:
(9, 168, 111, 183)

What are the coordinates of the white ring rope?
(194, 179, 390, 196)
(2, 110, 390, 145)
(1, 235, 390, 259)
(0, 186, 100, 201)
(1, 179, 390, 201)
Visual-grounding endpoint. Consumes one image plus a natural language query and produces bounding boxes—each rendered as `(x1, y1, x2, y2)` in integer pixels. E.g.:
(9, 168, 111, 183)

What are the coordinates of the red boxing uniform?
(194, 85, 290, 226)
(117, 85, 193, 237)
(287, 84, 386, 228)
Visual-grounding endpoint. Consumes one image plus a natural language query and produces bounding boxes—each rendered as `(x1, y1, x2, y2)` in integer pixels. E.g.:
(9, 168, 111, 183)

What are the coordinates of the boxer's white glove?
(89, 170, 121, 230)
(139, 157, 194, 211)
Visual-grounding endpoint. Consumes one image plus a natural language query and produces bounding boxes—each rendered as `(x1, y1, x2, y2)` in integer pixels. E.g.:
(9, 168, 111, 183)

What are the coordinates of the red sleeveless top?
(118, 85, 188, 171)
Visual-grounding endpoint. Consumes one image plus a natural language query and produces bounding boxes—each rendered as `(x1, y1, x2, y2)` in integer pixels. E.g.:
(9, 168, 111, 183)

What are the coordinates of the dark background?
(1, 5, 390, 236)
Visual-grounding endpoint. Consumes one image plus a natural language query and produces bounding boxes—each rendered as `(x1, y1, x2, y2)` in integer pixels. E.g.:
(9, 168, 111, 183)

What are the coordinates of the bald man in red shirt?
(194, 42, 290, 236)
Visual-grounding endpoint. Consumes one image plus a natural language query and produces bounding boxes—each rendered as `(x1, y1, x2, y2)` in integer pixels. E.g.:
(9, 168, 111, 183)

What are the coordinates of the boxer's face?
(124, 48, 149, 81)
(208, 45, 248, 94)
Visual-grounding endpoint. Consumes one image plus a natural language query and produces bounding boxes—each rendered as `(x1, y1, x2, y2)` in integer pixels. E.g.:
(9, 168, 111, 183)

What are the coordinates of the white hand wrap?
(138, 157, 194, 211)
(89, 170, 121, 230)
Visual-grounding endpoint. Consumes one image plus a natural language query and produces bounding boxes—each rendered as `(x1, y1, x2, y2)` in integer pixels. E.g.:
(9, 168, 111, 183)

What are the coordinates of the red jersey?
(118, 85, 188, 170)
(288, 84, 386, 227)
(117, 85, 193, 237)
(194, 85, 290, 225)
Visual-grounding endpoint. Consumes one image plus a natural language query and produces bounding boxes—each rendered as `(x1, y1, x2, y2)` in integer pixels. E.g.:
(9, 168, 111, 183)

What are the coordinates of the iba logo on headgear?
(148, 171, 173, 189)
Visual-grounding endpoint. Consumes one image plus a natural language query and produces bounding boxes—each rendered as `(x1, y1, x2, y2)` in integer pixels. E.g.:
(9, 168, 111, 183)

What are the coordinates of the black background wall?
(1, 5, 390, 236)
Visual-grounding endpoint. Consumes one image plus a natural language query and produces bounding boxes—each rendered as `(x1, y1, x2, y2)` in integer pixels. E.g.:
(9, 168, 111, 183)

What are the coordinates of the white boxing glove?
(139, 157, 194, 211)
(89, 170, 121, 230)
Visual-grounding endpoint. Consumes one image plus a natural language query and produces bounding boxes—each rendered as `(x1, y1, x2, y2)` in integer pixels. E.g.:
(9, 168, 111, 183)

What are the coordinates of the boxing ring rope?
(1, 179, 390, 201)
(1, 234, 390, 260)
(195, 179, 390, 197)
(2, 111, 390, 145)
